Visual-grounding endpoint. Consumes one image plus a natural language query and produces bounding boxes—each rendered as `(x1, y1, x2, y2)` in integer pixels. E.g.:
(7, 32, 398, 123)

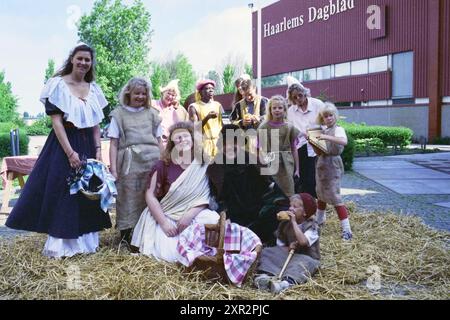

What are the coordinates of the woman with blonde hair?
(152, 79, 189, 147)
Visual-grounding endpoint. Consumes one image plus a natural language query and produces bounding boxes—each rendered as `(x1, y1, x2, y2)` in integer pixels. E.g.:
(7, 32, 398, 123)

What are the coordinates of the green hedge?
(355, 137, 386, 155)
(341, 135, 355, 171)
(26, 117, 52, 136)
(340, 122, 413, 148)
(0, 130, 29, 158)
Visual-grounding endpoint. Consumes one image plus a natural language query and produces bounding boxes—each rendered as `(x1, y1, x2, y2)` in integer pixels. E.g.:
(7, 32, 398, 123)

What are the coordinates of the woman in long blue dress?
(6, 43, 111, 257)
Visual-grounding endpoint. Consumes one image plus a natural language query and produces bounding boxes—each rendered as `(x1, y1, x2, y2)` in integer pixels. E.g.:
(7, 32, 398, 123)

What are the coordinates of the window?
(303, 68, 317, 81)
(369, 56, 388, 73)
(262, 73, 286, 88)
(335, 62, 351, 77)
(351, 59, 368, 75)
(317, 66, 331, 80)
(392, 51, 413, 98)
(290, 71, 303, 82)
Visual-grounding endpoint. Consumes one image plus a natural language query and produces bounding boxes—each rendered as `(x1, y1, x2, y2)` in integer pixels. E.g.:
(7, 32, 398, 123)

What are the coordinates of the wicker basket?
(80, 159, 107, 201)
(185, 212, 262, 284)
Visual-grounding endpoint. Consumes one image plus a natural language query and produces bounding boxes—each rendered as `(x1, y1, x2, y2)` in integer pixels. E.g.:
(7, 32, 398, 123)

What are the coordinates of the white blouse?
(40, 76, 108, 128)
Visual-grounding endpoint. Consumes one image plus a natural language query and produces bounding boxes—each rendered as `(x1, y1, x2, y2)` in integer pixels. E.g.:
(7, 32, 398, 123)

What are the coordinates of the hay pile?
(1, 204, 449, 300)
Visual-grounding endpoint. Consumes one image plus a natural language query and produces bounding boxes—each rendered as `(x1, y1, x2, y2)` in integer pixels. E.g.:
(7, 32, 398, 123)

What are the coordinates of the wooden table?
(1, 156, 37, 214)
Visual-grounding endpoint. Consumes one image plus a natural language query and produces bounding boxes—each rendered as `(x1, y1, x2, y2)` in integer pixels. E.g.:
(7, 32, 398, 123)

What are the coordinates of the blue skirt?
(6, 127, 112, 239)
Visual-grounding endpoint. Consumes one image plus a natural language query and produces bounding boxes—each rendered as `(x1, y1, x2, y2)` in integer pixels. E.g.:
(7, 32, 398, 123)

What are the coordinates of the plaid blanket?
(69, 159, 117, 212)
(177, 221, 261, 287)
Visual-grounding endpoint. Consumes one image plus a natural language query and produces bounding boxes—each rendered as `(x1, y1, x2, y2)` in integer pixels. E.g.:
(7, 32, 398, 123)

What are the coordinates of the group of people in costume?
(6, 43, 353, 294)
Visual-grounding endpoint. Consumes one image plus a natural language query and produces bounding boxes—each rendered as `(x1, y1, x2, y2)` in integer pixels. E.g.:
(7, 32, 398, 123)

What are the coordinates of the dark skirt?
(6, 127, 112, 239)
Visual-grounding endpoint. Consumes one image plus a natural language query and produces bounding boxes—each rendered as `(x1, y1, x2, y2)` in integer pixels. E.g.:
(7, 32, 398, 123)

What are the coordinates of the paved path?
(343, 152, 450, 232)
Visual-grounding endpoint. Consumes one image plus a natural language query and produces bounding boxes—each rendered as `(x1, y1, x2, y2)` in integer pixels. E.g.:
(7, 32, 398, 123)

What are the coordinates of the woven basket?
(80, 159, 107, 201)
(185, 212, 262, 284)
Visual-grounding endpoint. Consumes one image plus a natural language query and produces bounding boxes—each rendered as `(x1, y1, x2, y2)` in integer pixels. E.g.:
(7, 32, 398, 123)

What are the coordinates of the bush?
(0, 130, 29, 158)
(340, 122, 413, 149)
(0, 122, 18, 132)
(341, 135, 355, 171)
(26, 117, 52, 136)
(432, 136, 450, 145)
(354, 137, 386, 155)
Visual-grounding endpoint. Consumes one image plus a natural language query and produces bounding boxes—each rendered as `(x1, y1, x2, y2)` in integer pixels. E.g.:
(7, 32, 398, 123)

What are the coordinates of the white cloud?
(154, 7, 252, 76)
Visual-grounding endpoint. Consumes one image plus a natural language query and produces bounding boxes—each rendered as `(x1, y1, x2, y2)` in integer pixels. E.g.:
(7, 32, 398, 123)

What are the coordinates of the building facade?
(251, 0, 449, 140)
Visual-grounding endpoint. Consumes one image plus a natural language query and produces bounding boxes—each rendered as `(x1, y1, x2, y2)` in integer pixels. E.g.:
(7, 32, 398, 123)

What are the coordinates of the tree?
(149, 62, 169, 100)
(244, 63, 253, 79)
(222, 64, 235, 94)
(173, 54, 196, 104)
(23, 112, 30, 119)
(44, 59, 56, 83)
(0, 71, 19, 122)
(150, 53, 196, 104)
(78, 0, 153, 119)
(207, 70, 223, 94)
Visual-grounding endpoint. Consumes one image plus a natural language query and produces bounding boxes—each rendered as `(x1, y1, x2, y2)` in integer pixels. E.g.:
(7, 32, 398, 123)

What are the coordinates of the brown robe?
(110, 106, 161, 230)
(315, 125, 345, 206)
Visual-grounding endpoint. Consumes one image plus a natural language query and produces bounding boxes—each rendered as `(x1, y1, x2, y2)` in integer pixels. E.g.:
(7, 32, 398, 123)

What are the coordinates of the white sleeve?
(154, 124, 162, 139)
(91, 82, 109, 109)
(304, 228, 319, 247)
(276, 238, 287, 247)
(107, 117, 120, 139)
(334, 127, 347, 139)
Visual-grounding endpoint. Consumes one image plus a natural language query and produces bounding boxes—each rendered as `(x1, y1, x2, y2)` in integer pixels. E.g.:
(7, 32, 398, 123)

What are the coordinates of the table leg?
(1, 172, 14, 214)
(18, 175, 25, 188)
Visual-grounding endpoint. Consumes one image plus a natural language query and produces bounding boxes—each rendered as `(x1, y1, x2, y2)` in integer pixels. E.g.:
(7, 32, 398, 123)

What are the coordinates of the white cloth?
(42, 232, 99, 258)
(107, 106, 162, 139)
(142, 209, 219, 263)
(131, 161, 219, 262)
(287, 97, 324, 157)
(334, 126, 347, 140)
(276, 222, 319, 247)
(40, 77, 107, 129)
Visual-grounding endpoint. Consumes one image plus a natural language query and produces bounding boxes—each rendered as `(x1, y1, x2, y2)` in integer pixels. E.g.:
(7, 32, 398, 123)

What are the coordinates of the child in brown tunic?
(258, 95, 300, 197)
(108, 78, 162, 244)
(312, 102, 353, 240)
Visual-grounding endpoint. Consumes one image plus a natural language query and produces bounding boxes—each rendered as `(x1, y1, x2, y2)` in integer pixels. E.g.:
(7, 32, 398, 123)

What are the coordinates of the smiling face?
(129, 85, 148, 108)
(71, 50, 92, 76)
(162, 89, 177, 107)
(290, 89, 308, 107)
(171, 128, 193, 152)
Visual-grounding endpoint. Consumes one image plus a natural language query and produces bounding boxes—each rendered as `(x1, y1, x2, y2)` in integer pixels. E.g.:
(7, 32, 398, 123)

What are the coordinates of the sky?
(0, 0, 278, 116)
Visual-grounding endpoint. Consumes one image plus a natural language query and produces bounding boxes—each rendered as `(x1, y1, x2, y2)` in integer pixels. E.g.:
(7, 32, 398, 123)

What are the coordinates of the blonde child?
(312, 102, 352, 240)
(258, 95, 300, 197)
(108, 77, 162, 244)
